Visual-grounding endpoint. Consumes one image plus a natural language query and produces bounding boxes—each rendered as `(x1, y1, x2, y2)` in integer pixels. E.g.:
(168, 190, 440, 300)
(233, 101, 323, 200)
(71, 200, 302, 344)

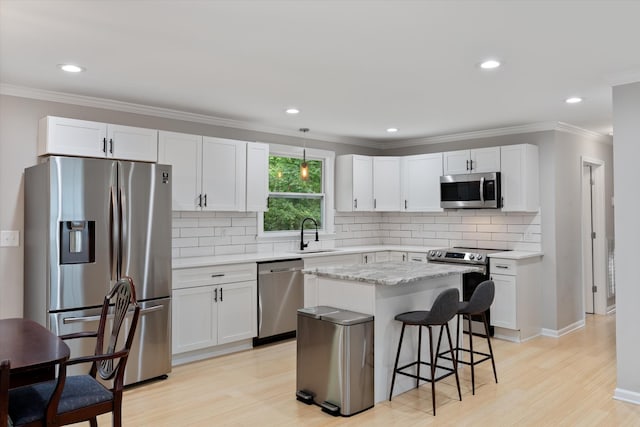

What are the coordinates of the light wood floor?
(93, 314, 640, 426)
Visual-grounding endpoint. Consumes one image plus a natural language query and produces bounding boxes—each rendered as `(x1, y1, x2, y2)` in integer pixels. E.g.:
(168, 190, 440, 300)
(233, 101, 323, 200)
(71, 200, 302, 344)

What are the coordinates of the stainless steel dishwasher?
(254, 259, 304, 345)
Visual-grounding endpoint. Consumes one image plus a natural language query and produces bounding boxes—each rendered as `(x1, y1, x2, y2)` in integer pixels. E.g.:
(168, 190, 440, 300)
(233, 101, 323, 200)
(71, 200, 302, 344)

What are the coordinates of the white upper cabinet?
(500, 144, 539, 212)
(38, 116, 157, 162)
(443, 147, 500, 175)
(245, 142, 269, 212)
(401, 153, 443, 212)
(158, 132, 251, 211)
(201, 137, 247, 211)
(373, 157, 401, 211)
(158, 131, 202, 211)
(336, 155, 373, 211)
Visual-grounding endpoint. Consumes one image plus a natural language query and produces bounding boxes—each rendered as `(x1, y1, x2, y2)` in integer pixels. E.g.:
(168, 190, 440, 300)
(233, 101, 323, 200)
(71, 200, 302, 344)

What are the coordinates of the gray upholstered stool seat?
(388, 288, 462, 416)
(441, 280, 498, 395)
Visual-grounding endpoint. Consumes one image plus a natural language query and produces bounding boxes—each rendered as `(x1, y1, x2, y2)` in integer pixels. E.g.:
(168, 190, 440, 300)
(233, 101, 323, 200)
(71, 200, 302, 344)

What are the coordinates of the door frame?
(580, 156, 607, 315)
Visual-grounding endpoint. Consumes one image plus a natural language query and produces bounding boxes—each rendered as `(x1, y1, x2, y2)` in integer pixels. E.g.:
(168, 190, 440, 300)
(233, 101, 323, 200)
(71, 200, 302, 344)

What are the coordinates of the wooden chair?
(1, 359, 11, 427)
(8, 277, 140, 427)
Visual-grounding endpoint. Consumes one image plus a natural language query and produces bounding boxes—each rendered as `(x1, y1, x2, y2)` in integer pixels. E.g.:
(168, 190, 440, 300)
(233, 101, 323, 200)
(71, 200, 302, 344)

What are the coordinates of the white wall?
(612, 81, 640, 404)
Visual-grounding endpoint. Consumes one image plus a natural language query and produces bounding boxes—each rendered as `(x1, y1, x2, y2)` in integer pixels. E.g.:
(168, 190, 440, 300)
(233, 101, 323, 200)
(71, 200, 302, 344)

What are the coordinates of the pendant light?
(299, 128, 310, 181)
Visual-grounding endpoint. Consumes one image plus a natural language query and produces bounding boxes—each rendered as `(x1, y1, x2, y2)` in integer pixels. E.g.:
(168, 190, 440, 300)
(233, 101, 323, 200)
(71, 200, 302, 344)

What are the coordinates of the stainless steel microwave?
(440, 172, 501, 209)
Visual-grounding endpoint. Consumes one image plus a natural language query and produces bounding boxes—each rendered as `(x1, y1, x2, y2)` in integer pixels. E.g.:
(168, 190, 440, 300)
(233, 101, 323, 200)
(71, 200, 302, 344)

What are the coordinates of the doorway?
(581, 157, 609, 315)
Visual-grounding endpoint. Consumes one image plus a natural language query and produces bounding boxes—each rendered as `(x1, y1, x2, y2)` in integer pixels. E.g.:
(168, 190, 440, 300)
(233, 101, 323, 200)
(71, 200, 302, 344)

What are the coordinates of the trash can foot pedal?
(296, 390, 314, 405)
(320, 401, 340, 416)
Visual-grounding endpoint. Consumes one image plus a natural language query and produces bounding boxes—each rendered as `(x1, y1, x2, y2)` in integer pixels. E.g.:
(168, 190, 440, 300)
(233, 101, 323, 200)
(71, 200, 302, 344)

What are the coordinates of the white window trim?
(258, 143, 335, 239)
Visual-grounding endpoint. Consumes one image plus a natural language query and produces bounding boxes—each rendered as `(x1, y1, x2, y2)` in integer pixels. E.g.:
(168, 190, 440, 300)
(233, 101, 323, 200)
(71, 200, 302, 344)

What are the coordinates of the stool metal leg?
(482, 312, 498, 384)
(428, 325, 436, 416)
(467, 314, 476, 395)
(389, 323, 406, 401)
(417, 325, 422, 389)
(445, 323, 462, 401)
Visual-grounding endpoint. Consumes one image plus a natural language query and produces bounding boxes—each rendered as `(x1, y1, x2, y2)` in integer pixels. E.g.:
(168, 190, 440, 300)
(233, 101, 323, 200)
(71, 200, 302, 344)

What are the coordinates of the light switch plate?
(0, 230, 20, 247)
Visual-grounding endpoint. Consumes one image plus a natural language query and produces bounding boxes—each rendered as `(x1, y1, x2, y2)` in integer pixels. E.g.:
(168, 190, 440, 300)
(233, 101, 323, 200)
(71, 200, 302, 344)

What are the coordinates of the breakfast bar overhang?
(303, 261, 482, 404)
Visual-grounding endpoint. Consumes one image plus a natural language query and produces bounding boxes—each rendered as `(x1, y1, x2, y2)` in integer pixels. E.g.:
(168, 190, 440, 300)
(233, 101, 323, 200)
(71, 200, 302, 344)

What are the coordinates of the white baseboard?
(540, 319, 585, 338)
(614, 388, 640, 405)
(172, 339, 253, 366)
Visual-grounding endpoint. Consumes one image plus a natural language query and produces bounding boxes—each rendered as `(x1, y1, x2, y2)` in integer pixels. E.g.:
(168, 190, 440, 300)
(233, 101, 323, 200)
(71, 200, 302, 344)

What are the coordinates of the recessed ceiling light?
(386, 128, 398, 133)
(285, 108, 300, 115)
(565, 97, 583, 104)
(58, 64, 85, 73)
(480, 59, 501, 69)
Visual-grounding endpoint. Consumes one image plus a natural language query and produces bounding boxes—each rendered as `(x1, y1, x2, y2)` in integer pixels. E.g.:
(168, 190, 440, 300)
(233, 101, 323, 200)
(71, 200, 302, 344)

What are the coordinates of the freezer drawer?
(50, 297, 171, 386)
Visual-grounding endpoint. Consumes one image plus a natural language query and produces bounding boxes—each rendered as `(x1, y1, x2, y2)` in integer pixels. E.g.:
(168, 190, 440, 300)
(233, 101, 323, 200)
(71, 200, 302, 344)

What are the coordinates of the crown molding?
(0, 83, 379, 149)
(380, 121, 606, 150)
(605, 69, 640, 87)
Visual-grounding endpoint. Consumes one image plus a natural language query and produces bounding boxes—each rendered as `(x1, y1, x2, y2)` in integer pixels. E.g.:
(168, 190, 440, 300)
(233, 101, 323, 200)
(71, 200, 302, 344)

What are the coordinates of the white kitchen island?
(303, 261, 482, 404)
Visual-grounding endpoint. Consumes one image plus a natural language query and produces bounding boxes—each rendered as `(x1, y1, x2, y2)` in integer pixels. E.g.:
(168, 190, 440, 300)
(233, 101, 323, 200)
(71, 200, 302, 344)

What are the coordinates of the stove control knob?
(476, 254, 483, 261)
(469, 254, 475, 260)
(436, 251, 442, 257)
(429, 250, 435, 257)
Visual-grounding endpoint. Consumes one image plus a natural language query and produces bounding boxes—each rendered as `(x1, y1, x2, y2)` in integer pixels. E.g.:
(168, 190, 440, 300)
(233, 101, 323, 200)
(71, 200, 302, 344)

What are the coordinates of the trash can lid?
(321, 309, 374, 325)
(297, 305, 341, 319)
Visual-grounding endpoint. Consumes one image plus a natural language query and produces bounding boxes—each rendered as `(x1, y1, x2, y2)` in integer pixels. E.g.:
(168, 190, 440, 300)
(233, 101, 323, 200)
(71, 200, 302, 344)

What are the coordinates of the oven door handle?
(479, 176, 485, 203)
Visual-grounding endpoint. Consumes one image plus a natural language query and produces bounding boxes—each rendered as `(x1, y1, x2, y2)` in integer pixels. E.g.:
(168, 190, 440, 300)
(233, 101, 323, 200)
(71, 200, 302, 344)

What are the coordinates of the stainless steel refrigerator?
(24, 156, 172, 385)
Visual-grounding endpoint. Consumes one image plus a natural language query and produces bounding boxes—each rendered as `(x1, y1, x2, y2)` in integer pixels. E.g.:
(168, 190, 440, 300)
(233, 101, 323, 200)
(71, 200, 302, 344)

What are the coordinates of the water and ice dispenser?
(59, 221, 95, 264)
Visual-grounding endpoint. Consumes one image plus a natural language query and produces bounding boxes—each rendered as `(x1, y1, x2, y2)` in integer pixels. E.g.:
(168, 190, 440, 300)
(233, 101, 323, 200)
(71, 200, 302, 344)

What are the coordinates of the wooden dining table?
(0, 318, 70, 388)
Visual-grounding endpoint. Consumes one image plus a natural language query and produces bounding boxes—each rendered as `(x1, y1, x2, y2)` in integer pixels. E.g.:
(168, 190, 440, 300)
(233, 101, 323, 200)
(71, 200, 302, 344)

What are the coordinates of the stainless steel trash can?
(296, 306, 374, 416)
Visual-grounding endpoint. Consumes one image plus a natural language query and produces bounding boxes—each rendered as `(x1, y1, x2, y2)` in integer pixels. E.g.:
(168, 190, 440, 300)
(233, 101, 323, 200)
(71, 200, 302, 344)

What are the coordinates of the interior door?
(582, 165, 595, 314)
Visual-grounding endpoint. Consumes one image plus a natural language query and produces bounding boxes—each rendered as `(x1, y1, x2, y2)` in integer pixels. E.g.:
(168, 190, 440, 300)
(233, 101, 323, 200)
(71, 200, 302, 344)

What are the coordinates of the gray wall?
(612, 82, 640, 402)
(0, 94, 377, 318)
(387, 129, 615, 332)
(0, 93, 615, 336)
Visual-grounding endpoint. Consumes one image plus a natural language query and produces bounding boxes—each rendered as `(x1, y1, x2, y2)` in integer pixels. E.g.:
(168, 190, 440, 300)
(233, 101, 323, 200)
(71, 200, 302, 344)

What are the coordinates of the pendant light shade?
(300, 149, 309, 181)
(299, 128, 310, 181)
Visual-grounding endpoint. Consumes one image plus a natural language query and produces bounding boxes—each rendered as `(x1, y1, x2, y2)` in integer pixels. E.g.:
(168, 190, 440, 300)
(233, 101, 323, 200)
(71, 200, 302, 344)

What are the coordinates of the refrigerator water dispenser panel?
(60, 221, 95, 264)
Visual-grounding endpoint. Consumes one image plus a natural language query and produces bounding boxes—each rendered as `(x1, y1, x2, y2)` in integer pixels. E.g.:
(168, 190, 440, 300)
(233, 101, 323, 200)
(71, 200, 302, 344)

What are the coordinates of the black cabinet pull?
(220, 288, 223, 302)
(466, 160, 469, 170)
(214, 288, 218, 302)
(204, 194, 207, 207)
(102, 138, 107, 153)
(109, 138, 113, 154)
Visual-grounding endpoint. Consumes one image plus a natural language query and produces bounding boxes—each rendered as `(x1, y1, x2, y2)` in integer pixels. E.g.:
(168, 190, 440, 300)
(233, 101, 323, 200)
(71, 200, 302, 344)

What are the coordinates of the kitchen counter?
(304, 261, 482, 286)
(488, 250, 544, 260)
(171, 245, 446, 269)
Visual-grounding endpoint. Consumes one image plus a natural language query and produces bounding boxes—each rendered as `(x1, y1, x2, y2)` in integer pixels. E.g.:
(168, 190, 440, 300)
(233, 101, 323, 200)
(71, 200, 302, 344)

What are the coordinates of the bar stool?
(388, 288, 461, 416)
(446, 279, 498, 395)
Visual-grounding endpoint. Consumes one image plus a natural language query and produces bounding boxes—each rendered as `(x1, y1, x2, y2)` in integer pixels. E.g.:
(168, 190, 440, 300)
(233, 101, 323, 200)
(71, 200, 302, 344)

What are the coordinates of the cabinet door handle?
(204, 194, 207, 207)
(198, 194, 203, 208)
(214, 288, 218, 302)
(109, 138, 114, 154)
(220, 288, 223, 302)
(402, 254, 406, 262)
(364, 255, 368, 263)
(102, 138, 107, 153)
(374, 199, 377, 209)
(495, 265, 509, 269)
(354, 198, 358, 209)
(470, 159, 473, 170)
(211, 273, 225, 278)
(404, 200, 408, 210)
(466, 160, 469, 170)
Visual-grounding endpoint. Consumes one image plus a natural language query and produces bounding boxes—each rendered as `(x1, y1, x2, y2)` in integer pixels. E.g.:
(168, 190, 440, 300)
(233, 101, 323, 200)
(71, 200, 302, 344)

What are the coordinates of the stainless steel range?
(427, 247, 505, 335)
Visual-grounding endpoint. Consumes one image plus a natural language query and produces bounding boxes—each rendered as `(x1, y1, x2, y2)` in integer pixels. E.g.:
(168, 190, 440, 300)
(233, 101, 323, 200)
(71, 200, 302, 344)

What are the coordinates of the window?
(259, 144, 334, 236)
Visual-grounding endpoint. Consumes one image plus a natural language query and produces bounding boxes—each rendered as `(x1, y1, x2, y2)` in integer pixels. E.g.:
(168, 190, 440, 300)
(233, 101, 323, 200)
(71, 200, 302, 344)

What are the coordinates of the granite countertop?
(304, 261, 483, 286)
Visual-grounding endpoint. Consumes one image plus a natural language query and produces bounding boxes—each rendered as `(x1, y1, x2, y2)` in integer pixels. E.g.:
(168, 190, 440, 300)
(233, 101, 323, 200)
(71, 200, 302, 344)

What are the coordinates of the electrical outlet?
(0, 230, 20, 247)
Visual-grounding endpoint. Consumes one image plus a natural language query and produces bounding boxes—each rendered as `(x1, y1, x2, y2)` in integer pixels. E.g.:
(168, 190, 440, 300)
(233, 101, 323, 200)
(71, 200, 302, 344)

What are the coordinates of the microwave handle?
(479, 176, 485, 203)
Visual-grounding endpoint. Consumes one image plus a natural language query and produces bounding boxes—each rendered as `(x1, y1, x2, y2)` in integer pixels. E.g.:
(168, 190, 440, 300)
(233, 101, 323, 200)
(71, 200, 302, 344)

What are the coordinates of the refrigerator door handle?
(118, 187, 125, 278)
(110, 185, 118, 281)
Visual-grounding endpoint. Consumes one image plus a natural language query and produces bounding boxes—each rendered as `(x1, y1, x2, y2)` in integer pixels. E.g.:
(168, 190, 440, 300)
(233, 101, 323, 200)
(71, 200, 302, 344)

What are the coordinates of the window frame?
(258, 144, 335, 239)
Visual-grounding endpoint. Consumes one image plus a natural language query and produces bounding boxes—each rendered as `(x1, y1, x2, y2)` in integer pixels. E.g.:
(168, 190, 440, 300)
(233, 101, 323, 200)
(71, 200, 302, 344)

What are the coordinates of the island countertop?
(304, 261, 483, 286)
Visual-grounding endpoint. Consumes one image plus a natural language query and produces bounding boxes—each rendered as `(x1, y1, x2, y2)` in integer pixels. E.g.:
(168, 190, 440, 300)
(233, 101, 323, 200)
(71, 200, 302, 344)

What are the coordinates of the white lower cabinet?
(172, 263, 257, 356)
(489, 256, 541, 342)
(303, 254, 362, 307)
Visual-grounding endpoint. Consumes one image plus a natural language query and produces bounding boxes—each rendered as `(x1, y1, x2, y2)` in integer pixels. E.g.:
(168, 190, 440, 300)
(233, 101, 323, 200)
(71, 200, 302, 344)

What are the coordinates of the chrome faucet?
(300, 217, 319, 251)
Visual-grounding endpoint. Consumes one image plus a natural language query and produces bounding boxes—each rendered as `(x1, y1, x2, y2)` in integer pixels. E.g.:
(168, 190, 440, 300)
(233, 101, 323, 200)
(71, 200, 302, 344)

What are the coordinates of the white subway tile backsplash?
(171, 209, 541, 260)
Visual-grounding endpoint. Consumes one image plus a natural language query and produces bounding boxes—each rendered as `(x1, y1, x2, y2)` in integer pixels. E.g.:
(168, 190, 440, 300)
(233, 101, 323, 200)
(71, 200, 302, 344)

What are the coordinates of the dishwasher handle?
(262, 267, 302, 274)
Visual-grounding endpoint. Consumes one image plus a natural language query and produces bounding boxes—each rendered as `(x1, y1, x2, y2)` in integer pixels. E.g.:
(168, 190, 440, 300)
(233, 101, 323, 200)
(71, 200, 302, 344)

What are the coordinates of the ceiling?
(1, 0, 639, 145)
